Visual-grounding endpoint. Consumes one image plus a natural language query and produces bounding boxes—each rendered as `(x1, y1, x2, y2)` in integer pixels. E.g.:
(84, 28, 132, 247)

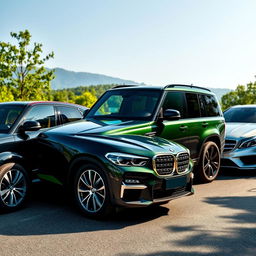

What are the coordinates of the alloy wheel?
(0, 169, 27, 207)
(203, 144, 220, 180)
(77, 169, 106, 213)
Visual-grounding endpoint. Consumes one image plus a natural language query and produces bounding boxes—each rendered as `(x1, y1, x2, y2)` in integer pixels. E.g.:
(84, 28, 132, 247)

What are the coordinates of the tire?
(0, 163, 30, 212)
(196, 141, 221, 183)
(73, 163, 114, 218)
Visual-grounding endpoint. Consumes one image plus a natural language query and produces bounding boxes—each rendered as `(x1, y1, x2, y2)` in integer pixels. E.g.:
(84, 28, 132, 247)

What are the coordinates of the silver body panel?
(221, 122, 256, 170)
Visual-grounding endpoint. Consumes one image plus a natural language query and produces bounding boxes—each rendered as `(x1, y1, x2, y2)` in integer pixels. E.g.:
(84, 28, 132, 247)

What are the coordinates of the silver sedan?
(222, 105, 256, 170)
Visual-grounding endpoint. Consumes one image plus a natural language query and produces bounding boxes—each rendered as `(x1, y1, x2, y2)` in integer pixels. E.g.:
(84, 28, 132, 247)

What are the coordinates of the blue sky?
(1, 0, 256, 89)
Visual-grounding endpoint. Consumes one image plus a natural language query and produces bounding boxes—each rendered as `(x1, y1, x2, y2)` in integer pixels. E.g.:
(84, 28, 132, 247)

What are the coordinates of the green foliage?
(0, 30, 55, 101)
(51, 90, 76, 103)
(50, 84, 115, 107)
(0, 86, 14, 102)
(75, 91, 97, 108)
(221, 82, 256, 110)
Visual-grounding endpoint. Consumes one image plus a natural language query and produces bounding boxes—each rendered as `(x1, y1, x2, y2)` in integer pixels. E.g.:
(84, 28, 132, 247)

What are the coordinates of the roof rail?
(112, 84, 139, 89)
(165, 84, 211, 92)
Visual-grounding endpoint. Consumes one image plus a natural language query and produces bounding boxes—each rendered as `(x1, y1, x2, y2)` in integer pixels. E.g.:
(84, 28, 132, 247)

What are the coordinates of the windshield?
(0, 105, 25, 133)
(224, 107, 256, 123)
(86, 89, 162, 121)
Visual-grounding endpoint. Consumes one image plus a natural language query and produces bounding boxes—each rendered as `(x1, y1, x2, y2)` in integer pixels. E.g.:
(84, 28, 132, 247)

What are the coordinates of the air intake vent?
(224, 140, 237, 152)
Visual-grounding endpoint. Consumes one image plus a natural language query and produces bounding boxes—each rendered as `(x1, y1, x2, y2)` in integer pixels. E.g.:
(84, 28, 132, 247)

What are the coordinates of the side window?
(57, 106, 83, 124)
(24, 105, 56, 129)
(200, 94, 221, 117)
(185, 93, 201, 118)
(162, 92, 186, 118)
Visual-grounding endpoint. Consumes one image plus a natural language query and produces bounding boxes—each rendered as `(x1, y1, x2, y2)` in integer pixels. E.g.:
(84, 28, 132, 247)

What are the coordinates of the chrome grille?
(224, 140, 237, 152)
(177, 153, 190, 174)
(153, 155, 175, 176)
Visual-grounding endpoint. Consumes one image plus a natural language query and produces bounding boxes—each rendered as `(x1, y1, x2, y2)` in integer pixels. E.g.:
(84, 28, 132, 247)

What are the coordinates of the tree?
(221, 82, 256, 110)
(0, 30, 55, 101)
(0, 86, 14, 102)
(75, 91, 97, 107)
(51, 90, 76, 103)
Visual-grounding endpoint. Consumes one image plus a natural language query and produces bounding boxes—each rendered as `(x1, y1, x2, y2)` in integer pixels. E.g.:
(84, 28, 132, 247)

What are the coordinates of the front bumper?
(111, 171, 194, 207)
(221, 146, 256, 170)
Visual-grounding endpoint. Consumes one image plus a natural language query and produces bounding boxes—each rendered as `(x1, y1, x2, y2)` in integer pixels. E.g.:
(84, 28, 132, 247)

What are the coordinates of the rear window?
(199, 94, 221, 117)
(57, 106, 83, 124)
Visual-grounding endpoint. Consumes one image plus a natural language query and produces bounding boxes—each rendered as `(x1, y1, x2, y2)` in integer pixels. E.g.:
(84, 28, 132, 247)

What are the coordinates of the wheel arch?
(0, 152, 30, 174)
(198, 134, 221, 161)
(66, 154, 108, 187)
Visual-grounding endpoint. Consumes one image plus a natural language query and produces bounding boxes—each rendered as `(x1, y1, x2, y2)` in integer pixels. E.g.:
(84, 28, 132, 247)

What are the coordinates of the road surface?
(1, 170, 256, 256)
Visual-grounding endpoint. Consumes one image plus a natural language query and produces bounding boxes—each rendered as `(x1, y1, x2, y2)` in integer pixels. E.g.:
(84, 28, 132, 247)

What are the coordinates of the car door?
(156, 91, 201, 159)
(13, 105, 58, 172)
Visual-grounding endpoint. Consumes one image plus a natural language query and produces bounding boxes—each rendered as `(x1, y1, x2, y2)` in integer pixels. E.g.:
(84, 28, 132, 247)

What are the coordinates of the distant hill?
(50, 68, 140, 89)
(49, 67, 231, 100)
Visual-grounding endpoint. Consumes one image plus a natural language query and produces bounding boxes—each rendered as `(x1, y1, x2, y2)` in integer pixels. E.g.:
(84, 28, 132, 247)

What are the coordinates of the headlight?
(105, 153, 149, 167)
(239, 138, 256, 148)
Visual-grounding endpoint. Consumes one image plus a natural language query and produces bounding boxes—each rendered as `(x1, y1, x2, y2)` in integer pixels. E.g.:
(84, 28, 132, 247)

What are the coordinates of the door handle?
(179, 125, 188, 131)
(202, 122, 209, 128)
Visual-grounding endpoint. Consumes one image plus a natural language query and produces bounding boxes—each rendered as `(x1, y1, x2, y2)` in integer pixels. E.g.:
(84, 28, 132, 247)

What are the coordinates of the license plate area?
(165, 175, 187, 190)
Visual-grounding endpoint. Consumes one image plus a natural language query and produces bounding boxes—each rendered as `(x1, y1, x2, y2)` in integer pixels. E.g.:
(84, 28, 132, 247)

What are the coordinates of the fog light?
(124, 179, 140, 184)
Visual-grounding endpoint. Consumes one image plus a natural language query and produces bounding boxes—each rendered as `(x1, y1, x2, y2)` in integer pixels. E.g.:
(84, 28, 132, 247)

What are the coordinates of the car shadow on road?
(118, 192, 256, 255)
(219, 168, 256, 179)
(0, 182, 169, 236)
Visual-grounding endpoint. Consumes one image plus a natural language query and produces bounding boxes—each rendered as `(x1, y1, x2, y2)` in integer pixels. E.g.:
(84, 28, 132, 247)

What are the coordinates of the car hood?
(43, 120, 188, 156)
(45, 119, 151, 135)
(226, 123, 256, 139)
(75, 134, 188, 155)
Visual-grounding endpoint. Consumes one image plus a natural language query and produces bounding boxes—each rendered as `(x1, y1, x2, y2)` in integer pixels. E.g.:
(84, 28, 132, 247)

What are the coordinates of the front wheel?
(0, 163, 30, 212)
(196, 141, 221, 183)
(73, 163, 114, 218)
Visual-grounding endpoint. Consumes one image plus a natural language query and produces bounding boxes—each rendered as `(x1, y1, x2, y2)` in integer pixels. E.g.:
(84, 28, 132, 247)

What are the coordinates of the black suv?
(85, 84, 225, 182)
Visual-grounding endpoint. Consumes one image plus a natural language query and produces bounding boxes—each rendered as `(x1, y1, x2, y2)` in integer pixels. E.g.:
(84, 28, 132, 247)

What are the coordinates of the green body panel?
(101, 117, 225, 160)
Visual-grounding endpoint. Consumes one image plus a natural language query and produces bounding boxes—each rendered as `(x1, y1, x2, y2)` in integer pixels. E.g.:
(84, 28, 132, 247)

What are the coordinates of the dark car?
(85, 84, 225, 182)
(0, 115, 194, 217)
(0, 101, 87, 210)
(222, 105, 256, 170)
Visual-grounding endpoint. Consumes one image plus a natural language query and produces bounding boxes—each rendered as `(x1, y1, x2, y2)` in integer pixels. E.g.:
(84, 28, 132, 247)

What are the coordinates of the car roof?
(110, 84, 214, 95)
(0, 101, 88, 109)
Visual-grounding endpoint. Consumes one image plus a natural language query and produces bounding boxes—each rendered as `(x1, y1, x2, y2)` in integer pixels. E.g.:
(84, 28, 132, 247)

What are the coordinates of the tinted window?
(57, 106, 83, 124)
(95, 95, 123, 115)
(224, 107, 256, 123)
(162, 92, 186, 118)
(200, 94, 221, 117)
(87, 90, 161, 120)
(24, 105, 56, 128)
(185, 93, 200, 118)
(0, 105, 25, 133)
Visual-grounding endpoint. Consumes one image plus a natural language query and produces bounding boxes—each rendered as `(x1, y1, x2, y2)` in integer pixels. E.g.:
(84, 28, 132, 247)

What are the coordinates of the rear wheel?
(0, 163, 29, 212)
(197, 141, 220, 183)
(73, 163, 114, 218)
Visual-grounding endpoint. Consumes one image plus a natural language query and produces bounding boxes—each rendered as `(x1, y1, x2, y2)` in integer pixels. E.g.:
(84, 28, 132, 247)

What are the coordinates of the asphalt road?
(1, 170, 256, 256)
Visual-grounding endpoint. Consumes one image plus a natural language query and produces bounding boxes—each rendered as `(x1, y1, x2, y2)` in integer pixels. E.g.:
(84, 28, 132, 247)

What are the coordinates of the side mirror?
(83, 109, 89, 118)
(19, 121, 42, 132)
(163, 109, 181, 121)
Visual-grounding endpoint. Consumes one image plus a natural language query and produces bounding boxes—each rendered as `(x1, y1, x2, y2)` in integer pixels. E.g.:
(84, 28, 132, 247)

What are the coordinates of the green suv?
(85, 84, 225, 183)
